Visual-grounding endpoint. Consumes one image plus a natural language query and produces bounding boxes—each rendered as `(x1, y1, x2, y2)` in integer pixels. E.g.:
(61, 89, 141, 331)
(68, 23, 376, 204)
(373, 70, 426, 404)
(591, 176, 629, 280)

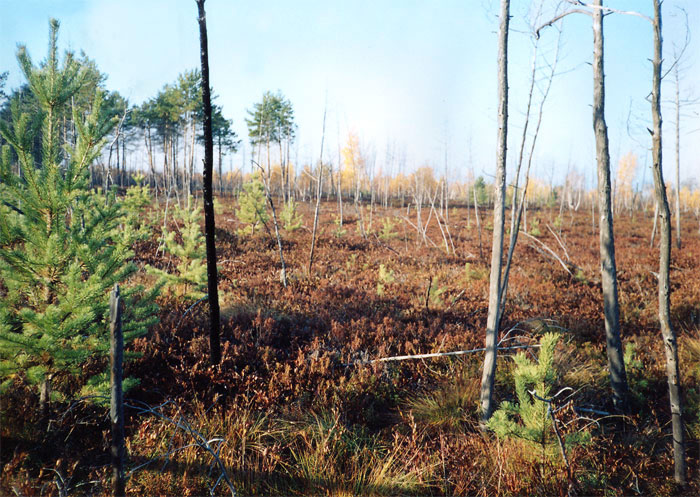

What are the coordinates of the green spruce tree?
(0, 20, 159, 411)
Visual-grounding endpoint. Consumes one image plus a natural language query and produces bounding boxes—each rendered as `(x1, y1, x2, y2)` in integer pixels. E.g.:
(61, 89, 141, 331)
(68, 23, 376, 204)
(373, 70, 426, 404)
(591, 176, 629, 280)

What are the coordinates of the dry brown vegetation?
(2, 198, 700, 496)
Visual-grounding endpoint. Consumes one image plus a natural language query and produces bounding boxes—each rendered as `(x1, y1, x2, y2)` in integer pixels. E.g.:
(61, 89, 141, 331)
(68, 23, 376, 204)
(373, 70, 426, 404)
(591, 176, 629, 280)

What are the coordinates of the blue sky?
(1, 0, 698, 188)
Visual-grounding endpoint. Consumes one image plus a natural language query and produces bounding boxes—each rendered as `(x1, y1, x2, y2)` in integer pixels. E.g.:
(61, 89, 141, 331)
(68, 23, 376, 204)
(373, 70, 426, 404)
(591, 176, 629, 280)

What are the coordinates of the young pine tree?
(148, 198, 207, 300)
(236, 173, 268, 235)
(488, 333, 559, 451)
(280, 197, 303, 231)
(0, 20, 159, 412)
(487, 332, 588, 463)
(119, 173, 153, 247)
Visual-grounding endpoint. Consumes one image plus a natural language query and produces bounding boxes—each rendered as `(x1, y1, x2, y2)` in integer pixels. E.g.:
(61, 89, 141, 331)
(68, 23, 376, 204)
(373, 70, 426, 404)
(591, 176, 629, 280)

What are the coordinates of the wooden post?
(110, 284, 125, 497)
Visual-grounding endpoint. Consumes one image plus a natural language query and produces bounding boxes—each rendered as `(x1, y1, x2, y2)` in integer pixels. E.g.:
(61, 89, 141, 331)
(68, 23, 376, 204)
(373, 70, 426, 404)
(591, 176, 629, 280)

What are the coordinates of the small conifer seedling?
(148, 198, 207, 300)
(236, 174, 268, 235)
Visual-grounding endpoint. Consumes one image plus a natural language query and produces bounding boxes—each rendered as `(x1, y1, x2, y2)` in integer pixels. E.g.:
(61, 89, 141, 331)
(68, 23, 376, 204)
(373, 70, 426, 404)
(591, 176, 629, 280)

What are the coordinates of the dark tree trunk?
(197, 0, 221, 365)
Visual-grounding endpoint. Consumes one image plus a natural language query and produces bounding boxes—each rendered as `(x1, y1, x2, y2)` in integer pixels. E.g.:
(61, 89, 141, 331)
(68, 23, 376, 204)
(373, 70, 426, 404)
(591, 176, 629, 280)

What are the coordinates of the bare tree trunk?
(480, 0, 509, 425)
(110, 285, 125, 497)
(499, 19, 561, 323)
(218, 134, 223, 195)
(39, 373, 52, 419)
(337, 118, 344, 227)
(308, 104, 327, 274)
(674, 62, 681, 250)
(116, 133, 120, 187)
(472, 174, 483, 259)
(651, 1, 686, 484)
(197, 0, 222, 365)
(106, 143, 113, 191)
(592, 0, 629, 412)
(651, 199, 659, 247)
(268, 191, 288, 286)
(189, 118, 196, 197)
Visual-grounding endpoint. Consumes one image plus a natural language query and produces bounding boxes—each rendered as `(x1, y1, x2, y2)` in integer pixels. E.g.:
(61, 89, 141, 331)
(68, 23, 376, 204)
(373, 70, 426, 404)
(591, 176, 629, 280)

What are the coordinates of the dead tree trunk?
(592, 0, 629, 413)
(308, 104, 327, 275)
(650, 199, 659, 247)
(480, 0, 509, 425)
(673, 61, 681, 250)
(650, 0, 686, 484)
(499, 18, 561, 324)
(197, 0, 222, 365)
(110, 285, 125, 497)
(536, 0, 630, 413)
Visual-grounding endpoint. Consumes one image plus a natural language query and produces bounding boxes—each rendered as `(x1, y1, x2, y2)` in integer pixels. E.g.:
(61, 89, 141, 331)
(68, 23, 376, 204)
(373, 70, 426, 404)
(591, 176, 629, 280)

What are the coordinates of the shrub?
(463, 262, 488, 282)
(553, 214, 563, 230)
(333, 215, 347, 238)
(120, 173, 153, 247)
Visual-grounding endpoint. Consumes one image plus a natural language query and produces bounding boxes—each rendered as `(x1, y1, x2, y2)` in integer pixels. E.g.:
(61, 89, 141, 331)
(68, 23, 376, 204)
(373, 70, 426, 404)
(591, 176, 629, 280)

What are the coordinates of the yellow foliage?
(341, 131, 366, 193)
(680, 187, 700, 211)
(526, 177, 551, 204)
(411, 166, 437, 194)
(616, 152, 638, 209)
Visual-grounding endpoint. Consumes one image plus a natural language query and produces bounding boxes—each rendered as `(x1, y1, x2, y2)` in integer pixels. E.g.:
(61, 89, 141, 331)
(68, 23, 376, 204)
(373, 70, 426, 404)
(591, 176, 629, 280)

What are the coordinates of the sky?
(1, 0, 698, 189)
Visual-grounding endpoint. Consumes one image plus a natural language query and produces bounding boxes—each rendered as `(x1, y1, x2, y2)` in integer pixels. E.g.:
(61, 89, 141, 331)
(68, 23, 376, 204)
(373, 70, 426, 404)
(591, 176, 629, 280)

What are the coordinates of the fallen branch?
(529, 389, 576, 495)
(371, 233, 400, 255)
(547, 224, 570, 261)
(179, 295, 208, 327)
(125, 400, 236, 497)
(401, 216, 439, 248)
(520, 230, 573, 275)
(354, 344, 540, 366)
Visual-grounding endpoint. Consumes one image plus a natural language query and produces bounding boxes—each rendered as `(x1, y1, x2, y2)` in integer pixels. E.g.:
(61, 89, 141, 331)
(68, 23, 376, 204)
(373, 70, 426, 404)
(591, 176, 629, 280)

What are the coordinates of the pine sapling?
(148, 198, 207, 300)
(280, 198, 303, 231)
(0, 20, 159, 410)
(236, 173, 268, 235)
(487, 333, 587, 462)
(376, 264, 395, 296)
(120, 173, 153, 247)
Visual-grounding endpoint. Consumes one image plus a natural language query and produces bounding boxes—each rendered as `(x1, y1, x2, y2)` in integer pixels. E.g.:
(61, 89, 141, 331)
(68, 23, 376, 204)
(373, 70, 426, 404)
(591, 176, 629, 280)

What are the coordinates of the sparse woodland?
(1, 1, 700, 495)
